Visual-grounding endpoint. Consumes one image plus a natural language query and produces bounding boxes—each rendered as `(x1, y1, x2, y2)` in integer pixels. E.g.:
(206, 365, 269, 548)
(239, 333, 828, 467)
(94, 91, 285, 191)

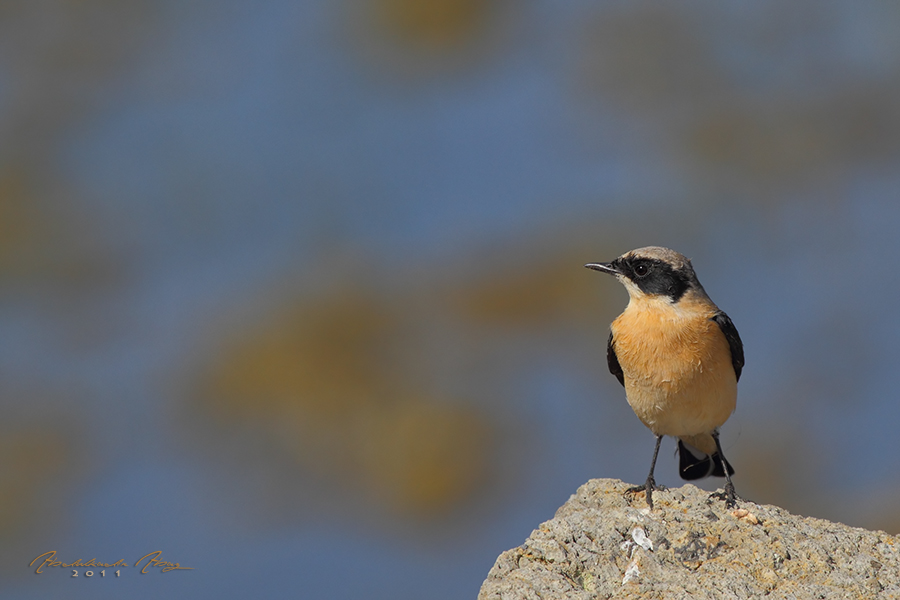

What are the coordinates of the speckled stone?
(479, 479, 899, 600)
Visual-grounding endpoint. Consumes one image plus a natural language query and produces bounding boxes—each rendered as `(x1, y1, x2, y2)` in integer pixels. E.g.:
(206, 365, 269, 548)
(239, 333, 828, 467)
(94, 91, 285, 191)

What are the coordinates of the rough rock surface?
(479, 479, 899, 599)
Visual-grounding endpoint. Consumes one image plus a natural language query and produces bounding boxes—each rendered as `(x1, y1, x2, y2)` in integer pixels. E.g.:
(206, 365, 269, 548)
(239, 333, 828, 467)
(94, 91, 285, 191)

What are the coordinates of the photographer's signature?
(31, 550, 194, 574)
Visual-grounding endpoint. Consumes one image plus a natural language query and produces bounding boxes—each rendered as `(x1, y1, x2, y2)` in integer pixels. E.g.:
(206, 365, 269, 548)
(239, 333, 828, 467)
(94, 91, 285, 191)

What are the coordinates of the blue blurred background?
(3, 1, 900, 598)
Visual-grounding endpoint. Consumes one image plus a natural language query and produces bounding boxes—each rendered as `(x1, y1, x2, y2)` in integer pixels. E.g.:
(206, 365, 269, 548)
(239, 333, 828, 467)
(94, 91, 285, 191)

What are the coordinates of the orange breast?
(610, 295, 737, 436)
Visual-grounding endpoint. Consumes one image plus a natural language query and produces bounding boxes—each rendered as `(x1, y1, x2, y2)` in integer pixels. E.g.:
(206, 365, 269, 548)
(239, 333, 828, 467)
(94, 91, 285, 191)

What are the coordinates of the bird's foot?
(626, 477, 667, 509)
(707, 482, 741, 509)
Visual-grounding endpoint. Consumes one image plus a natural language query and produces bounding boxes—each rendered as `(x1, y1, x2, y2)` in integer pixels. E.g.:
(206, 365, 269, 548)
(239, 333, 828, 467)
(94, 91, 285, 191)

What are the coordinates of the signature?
(31, 550, 194, 574)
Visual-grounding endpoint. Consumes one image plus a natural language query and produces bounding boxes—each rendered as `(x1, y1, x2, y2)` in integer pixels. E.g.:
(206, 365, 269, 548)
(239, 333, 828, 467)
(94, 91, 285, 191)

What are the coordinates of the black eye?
(634, 263, 649, 277)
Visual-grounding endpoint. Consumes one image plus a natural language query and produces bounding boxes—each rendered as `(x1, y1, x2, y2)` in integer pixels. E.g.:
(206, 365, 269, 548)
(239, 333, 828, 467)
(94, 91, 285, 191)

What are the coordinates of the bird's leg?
(708, 430, 740, 509)
(626, 434, 666, 509)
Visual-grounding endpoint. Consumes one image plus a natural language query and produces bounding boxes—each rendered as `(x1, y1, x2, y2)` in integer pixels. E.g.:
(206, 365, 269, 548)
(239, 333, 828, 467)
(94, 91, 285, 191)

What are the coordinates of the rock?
(479, 479, 899, 599)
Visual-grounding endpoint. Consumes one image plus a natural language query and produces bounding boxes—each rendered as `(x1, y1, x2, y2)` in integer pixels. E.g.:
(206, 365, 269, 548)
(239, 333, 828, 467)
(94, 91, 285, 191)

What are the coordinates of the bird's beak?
(585, 262, 620, 276)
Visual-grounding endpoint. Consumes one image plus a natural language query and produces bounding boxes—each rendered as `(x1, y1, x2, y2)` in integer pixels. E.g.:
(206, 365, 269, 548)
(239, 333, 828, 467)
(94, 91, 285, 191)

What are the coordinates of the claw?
(708, 482, 740, 509)
(626, 477, 667, 509)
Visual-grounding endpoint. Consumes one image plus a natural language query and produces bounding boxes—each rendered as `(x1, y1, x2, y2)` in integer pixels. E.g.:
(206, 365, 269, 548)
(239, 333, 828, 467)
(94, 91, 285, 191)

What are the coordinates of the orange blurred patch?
(345, 0, 512, 79)
(0, 168, 123, 294)
(197, 288, 495, 517)
(205, 291, 397, 420)
(688, 93, 900, 185)
(374, 0, 488, 50)
(361, 401, 490, 514)
(0, 170, 43, 278)
(450, 253, 616, 328)
(0, 429, 71, 539)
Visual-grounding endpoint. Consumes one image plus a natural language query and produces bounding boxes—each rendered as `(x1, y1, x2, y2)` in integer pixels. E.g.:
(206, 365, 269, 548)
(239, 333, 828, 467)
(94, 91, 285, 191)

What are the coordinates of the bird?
(585, 246, 744, 509)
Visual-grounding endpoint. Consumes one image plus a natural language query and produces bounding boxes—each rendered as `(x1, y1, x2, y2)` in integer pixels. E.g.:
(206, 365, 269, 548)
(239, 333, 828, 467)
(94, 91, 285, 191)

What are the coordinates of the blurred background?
(2, 0, 900, 598)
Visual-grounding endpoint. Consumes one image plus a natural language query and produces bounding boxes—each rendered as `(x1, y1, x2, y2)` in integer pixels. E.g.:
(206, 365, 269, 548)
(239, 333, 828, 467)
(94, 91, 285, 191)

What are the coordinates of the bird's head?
(585, 246, 705, 304)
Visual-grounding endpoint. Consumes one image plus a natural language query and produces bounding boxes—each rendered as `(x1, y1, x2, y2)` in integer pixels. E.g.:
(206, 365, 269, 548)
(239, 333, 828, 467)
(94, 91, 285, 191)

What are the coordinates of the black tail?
(678, 440, 734, 480)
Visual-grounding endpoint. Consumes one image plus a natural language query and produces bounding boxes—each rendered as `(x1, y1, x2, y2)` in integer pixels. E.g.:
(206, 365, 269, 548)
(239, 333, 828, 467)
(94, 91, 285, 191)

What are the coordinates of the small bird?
(585, 246, 744, 509)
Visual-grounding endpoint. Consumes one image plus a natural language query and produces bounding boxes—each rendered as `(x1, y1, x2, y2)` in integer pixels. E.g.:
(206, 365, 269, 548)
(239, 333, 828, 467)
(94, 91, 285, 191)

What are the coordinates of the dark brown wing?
(711, 311, 744, 382)
(607, 331, 624, 387)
